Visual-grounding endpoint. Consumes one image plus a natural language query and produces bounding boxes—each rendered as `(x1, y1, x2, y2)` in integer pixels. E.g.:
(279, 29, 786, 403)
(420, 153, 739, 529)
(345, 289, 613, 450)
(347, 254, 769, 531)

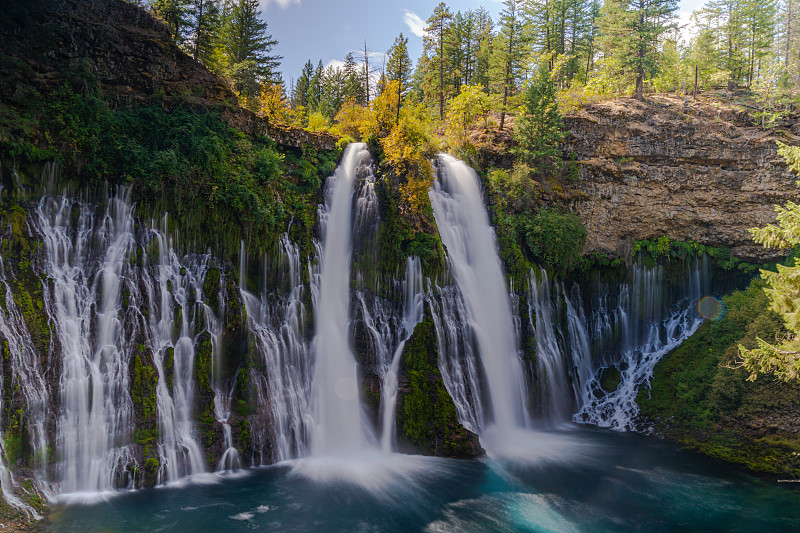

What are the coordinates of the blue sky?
(259, 0, 706, 88)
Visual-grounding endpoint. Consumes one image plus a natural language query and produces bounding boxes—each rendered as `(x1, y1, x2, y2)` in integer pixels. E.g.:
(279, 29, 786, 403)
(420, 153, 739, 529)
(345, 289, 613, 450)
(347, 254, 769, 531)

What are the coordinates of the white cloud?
(403, 10, 426, 38)
(325, 59, 346, 70)
(261, 0, 300, 10)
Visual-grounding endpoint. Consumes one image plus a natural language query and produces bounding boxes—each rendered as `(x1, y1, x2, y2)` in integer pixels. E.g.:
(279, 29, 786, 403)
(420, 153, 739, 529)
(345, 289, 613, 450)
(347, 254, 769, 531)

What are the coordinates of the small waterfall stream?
(36, 191, 137, 495)
(143, 222, 207, 482)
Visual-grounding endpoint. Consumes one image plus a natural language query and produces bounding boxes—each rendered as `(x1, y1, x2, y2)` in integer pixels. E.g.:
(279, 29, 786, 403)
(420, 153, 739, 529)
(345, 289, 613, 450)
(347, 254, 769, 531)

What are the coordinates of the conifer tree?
(152, 0, 191, 43)
(738, 143, 800, 381)
(599, 0, 678, 99)
(512, 65, 565, 172)
(424, 3, 454, 119)
(222, 0, 281, 98)
(187, 0, 222, 65)
(387, 34, 412, 124)
(491, 0, 530, 129)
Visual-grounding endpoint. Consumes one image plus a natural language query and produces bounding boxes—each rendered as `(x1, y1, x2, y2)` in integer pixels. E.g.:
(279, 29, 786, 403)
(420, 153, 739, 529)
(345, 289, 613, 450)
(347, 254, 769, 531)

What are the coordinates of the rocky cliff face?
(0, 0, 335, 151)
(565, 95, 799, 262)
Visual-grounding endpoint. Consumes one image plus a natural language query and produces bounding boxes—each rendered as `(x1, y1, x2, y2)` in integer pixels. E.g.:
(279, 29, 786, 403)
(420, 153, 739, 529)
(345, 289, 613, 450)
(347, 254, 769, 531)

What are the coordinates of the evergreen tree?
(293, 59, 314, 113)
(599, 0, 678, 99)
(152, 0, 191, 43)
(512, 66, 565, 172)
(187, 0, 222, 65)
(699, 0, 748, 89)
(424, 2, 454, 119)
(490, 0, 531, 130)
(472, 7, 495, 91)
(387, 33, 412, 124)
(222, 0, 281, 98)
(342, 52, 366, 104)
(738, 142, 800, 381)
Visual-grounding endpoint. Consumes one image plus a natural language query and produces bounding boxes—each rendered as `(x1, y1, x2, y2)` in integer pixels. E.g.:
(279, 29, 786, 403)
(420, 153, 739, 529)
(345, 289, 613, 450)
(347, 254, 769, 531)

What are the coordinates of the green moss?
(397, 313, 476, 456)
(194, 332, 213, 393)
(376, 179, 443, 281)
(632, 237, 764, 274)
(143, 457, 159, 487)
(600, 366, 622, 393)
(130, 347, 158, 449)
(233, 368, 252, 418)
(163, 347, 175, 395)
(638, 278, 800, 475)
(203, 266, 221, 314)
(3, 432, 21, 466)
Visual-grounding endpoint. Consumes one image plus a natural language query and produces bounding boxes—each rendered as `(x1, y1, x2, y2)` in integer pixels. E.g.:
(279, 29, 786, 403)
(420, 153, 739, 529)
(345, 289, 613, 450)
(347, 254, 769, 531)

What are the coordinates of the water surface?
(42, 427, 800, 532)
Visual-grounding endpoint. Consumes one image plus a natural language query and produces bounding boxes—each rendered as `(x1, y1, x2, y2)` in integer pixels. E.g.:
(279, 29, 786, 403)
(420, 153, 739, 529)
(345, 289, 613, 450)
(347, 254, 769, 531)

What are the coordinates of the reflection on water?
(43, 427, 800, 533)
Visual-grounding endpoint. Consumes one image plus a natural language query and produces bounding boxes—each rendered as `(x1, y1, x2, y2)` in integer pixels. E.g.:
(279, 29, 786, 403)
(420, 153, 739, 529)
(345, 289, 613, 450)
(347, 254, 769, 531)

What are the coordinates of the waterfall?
(429, 155, 527, 432)
(429, 284, 484, 433)
(379, 256, 424, 453)
(0, 277, 47, 517)
(574, 257, 709, 429)
(142, 220, 206, 482)
(36, 191, 137, 495)
(527, 270, 572, 423)
(204, 265, 240, 472)
(241, 235, 313, 463)
(309, 143, 372, 456)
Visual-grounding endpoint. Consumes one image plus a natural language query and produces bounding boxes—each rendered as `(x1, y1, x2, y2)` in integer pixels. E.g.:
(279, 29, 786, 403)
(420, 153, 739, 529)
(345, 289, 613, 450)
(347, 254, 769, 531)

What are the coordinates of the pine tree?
(490, 0, 531, 130)
(738, 143, 800, 381)
(599, 0, 678, 99)
(424, 2, 453, 119)
(187, 0, 222, 65)
(293, 60, 314, 110)
(512, 65, 565, 172)
(387, 34, 412, 124)
(222, 0, 281, 98)
(152, 0, 191, 43)
(699, 0, 748, 89)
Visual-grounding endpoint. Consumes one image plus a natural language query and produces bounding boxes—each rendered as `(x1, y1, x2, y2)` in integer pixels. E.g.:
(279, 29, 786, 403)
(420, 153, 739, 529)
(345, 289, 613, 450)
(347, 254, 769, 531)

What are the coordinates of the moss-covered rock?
(638, 278, 800, 477)
(396, 310, 483, 457)
(599, 366, 622, 393)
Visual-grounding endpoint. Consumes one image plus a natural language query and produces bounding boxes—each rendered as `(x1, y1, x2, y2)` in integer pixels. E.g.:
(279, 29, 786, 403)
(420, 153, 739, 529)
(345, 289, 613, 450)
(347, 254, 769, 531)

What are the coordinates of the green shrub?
(519, 208, 586, 272)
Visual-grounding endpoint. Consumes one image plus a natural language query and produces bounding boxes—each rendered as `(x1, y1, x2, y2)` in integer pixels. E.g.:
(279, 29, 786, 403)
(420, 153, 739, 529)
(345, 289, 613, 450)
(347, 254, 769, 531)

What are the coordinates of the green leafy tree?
(512, 66, 565, 173)
(738, 142, 800, 381)
(444, 84, 490, 147)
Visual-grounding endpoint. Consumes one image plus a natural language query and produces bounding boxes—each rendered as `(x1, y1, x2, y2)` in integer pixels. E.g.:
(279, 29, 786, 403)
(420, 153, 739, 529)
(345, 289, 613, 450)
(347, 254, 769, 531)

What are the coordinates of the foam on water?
(289, 452, 443, 495)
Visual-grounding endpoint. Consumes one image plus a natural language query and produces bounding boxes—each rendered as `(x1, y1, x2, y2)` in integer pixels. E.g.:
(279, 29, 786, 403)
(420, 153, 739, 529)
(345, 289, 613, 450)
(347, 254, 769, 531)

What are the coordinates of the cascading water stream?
(429, 155, 528, 433)
(575, 257, 709, 429)
(527, 269, 572, 423)
(428, 284, 484, 433)
(241, 235, 312, 464)
(142, 219, 206, 482)
(36, 190, 137, 495)
(0, 273, 46, 517)
(379, 256, 424, 453)
(309, 143, 372, 457)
